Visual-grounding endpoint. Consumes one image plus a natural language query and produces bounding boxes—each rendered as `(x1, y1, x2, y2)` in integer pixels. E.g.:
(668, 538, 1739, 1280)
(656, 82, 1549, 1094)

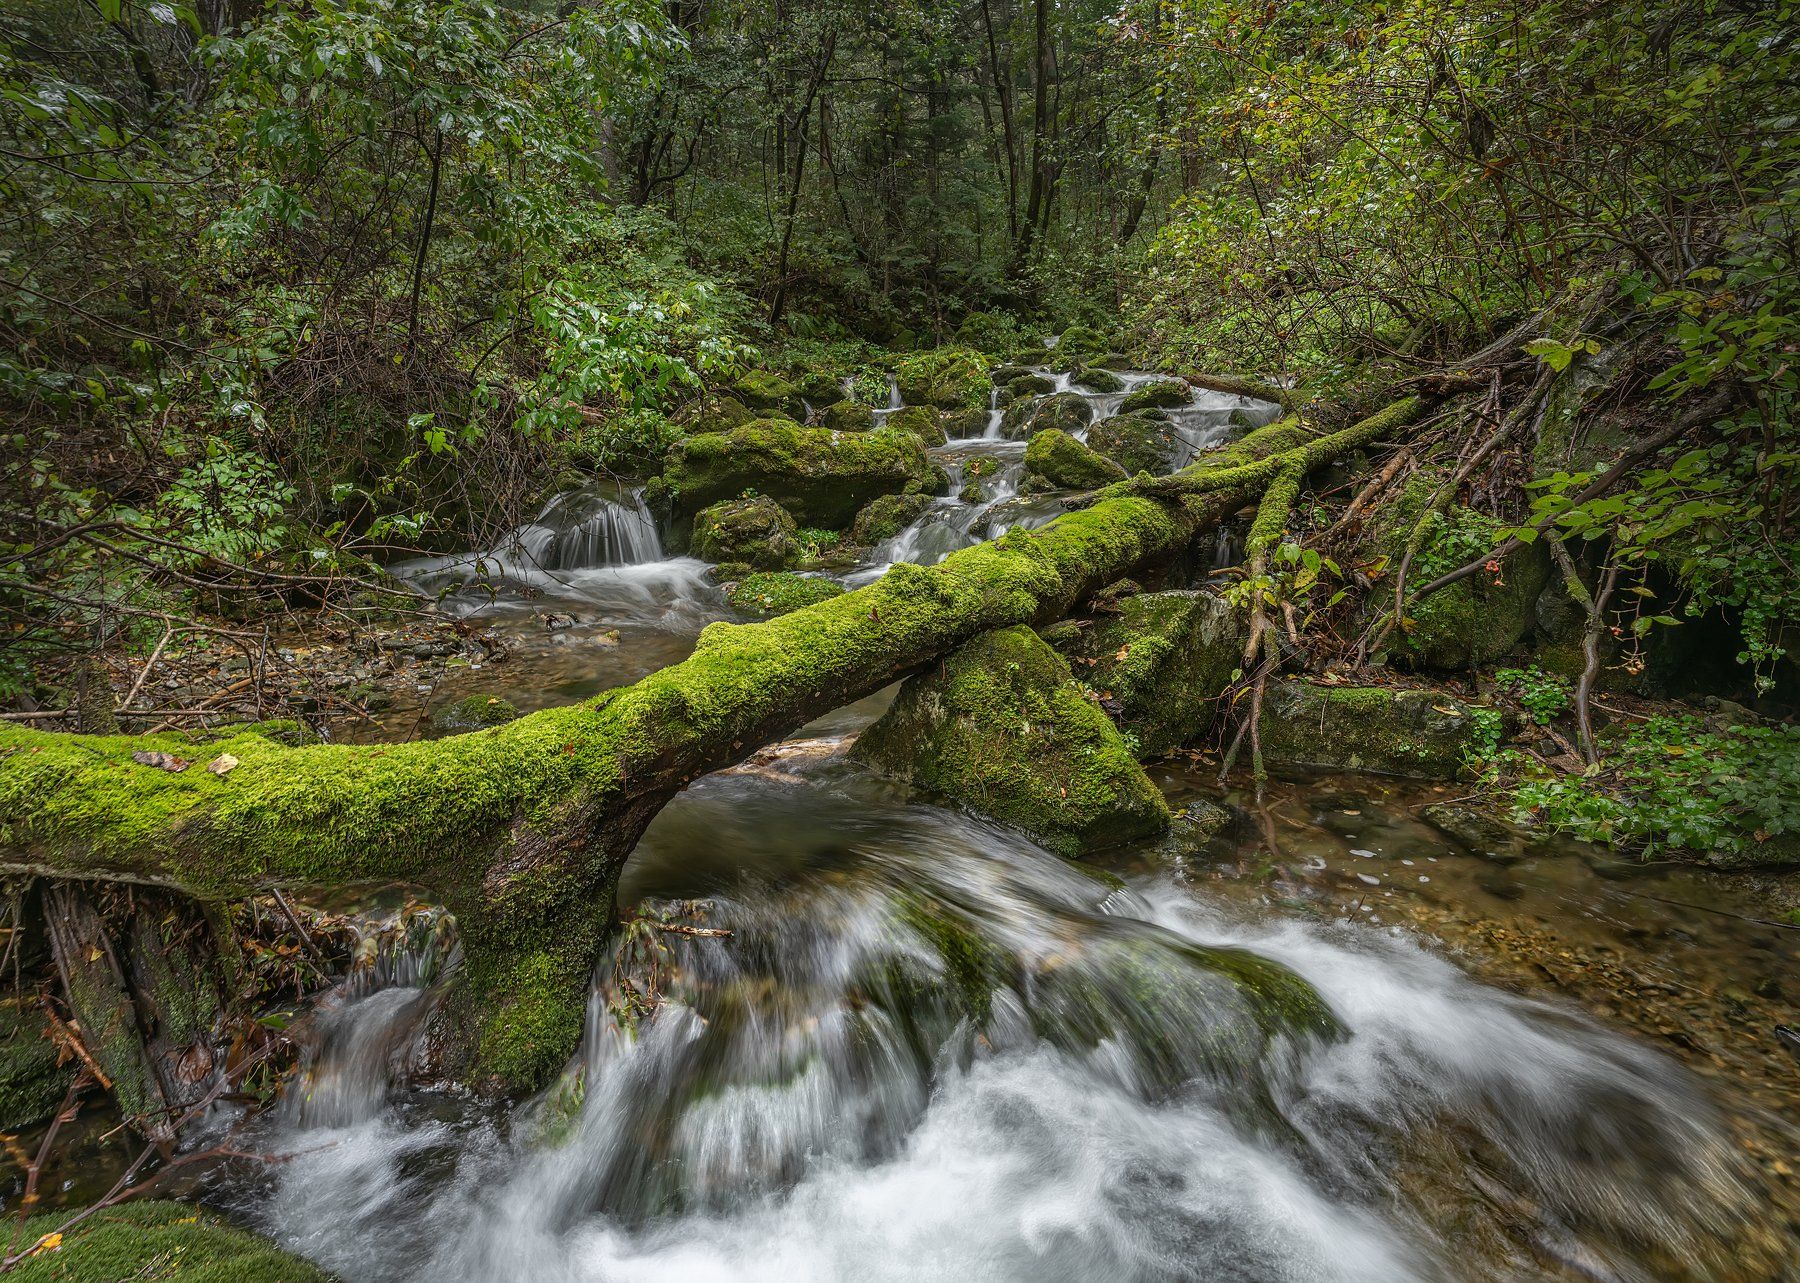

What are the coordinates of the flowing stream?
(227, 752, 1789, 1283)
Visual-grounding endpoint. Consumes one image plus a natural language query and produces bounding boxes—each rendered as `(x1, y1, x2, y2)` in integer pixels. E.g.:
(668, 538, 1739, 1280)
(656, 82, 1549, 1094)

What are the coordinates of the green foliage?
(1494, 666, 1571, 726)
(1416, 506, 1503, 581)
(160, 444, 295, 564)
(1488, 715, 1800, 860)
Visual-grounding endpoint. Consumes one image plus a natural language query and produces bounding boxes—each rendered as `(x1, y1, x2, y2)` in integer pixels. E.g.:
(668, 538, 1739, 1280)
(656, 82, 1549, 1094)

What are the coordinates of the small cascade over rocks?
(243, 759, 1760, 1283)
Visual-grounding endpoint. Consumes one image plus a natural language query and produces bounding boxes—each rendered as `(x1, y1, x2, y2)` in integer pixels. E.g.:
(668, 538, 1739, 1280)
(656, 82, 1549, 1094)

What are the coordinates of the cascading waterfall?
(244, 758, 1761, 1283)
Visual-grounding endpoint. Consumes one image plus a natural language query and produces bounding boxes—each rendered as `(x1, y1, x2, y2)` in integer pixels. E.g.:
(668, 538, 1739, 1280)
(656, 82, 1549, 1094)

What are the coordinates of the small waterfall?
(885, 375, 902, 409)
(982, 386, 1004, 439)
(527, 487, 662, 571)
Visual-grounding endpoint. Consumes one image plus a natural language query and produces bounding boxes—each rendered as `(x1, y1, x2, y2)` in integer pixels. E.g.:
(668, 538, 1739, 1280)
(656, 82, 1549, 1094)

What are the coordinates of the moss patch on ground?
(724, 572, 848, 618)
(7, 1201, 332, 1282)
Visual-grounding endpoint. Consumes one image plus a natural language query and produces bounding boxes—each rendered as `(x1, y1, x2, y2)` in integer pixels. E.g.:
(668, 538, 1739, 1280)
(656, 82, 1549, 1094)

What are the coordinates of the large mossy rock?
(852, 625, 1172, 856)
(1258, 680, 1491, 778)
(674, 393, 754, 435)
(1056, 323, 1110, 362)
(818, 400, 875, 433)
(1120, 379, 1192, 413)
(1024, 428, 1126, 491)
(1000, 390, 1093, 440)
(884, 403, 948, 446)
(0, 1000, 71, 1131)
(430, 694, 520, 734)
(663, 420, 941, 529)
(851, 491, 935, 545)
(8, 1201, 332, 1282)
(1072, 366, 1124, 393)
(732, 369, 804, 416)
(1087, 411, 1181, 475)
(893, 347, 991, 409)
(690, 495, 800, 569)
(1045, 591, 1243, 757)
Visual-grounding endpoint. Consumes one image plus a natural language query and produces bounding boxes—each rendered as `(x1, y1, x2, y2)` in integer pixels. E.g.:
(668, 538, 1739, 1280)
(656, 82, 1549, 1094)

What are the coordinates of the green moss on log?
(1024, 429, 1127, 491)
(725, 572, 848, 618)
(7, 1201, 332, 1282)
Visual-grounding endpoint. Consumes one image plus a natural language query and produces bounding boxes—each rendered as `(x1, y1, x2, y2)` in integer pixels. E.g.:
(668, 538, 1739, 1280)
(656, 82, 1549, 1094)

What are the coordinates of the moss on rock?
(1055, 324, 1110, 362)
(1024, 429, 1127, 491)
(7, 1201, 332, 1282)
(1072, 367, 1124, 393)
(690, 495, 800, 569)
(1047, 591, 1243, 757)
(1120, 379, 1192, 413)
(674, 394, 754, 435)
(818, 400, 875, 432)
(1086, 412, 1181, 476)
(732, 370, 804, 416)
(0, 1000, 71, 1131)
(1001, 390, 1093, 441)
(883, 404, 948, 446)
(725, 572, 847, 618)
(663, 420, 940, 529)
(893, 347, 991, 409)
(851, 625, 1171, 855)
(430, 694, 520, 734)
(1258, 680, 1491, 778)
(851, 492, 935, 545)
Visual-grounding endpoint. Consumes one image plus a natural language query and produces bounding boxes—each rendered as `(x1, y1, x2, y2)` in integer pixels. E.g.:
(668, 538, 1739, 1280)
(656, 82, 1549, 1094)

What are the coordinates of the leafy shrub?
(1494, 666, 1571, 725)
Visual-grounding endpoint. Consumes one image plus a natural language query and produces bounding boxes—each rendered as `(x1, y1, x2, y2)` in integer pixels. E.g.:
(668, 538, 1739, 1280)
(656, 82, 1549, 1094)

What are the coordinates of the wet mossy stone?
(851, 625, 1172, 857)
(675, 393, 753, 435)
(818, 399, 875, 433)
(884, 403, 948, 446)
(1000, 390, 1093, 441)
(430, 694, 519, 734)
(7, 1201, 333, 1282)
(1056, 323, 1110, 361)
(0, 1001, 71, 1131)
(663, 419, 940, 529)
(990, 363, 1035, 385)
(1087, 411, 1181, 476)
(851, 492, 935, 545)
(732, 369, 803, 416)
(1006, 373, 1056, 397)
(793, 369, 848, 407)
(1047, 591, 1243, 757)
(892, 347, 991, 409)
(1072, 366, 1124, 393)
(1418, 802, 1530, 864)
(941, 407, 988, 439)
(1024, 428, 1127, 491)
(724, 571, 846, 618)
(1120, 378, 1192, 413)
(1258, 680, 1490, 779)
(690, 495, 800, 570)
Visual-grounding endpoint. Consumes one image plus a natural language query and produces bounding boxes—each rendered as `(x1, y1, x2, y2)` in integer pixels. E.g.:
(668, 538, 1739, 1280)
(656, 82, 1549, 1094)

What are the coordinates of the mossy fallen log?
(0, 397, 1426, 1094)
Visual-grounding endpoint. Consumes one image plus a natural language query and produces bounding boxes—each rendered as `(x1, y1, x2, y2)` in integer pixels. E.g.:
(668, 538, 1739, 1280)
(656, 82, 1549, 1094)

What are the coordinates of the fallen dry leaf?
(206, 753, 239, 776)
(131, 750, 189, 773)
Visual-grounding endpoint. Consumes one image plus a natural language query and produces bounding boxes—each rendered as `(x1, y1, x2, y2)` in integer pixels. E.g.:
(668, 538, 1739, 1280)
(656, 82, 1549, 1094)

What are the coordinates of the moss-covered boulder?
(1120, 379, 1192, 413)
(817, 400, 875, 433)
(1045, 591, 1243, 757)
(884, 404, 948, 446)
(1418, 802, 1530, 863)
(1087, 412, 1181, 475)
(7, 1201, 332, 1283)
(793, 369, 849, 407)
(732, 369, 804, 416)
(893, 347, 992, 409)
(663, 420, 941, 529)
(1258, 680, 1492, 778)
(942, 407, 989, 439)
(1001, 390, 1093, 440)
(0, 1000, 71, 1131)
(724, 571, 846, 618)
(990, 363, 1036, 385)
(674, 393, 755, 435)
(852, 625, 1171, 856)
(1072, 366, 1124, 393)
(1006, 373, 1056, 397)
(690, 495, 800, 569)
(1024, 429, 1127, 491)
(1056, 323, 1110, 362)
(851, 492, 935, 545)
(430, 694, 519, 734)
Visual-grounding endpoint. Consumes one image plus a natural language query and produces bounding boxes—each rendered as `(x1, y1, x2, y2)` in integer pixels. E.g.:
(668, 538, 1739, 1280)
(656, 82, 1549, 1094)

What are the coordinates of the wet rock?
(674, 393, 754, 435)
(691, 495, 800, 570)
(793, 369, 848, 407)
(1120, 379, 1192, 413)
(1007, 373, 1056, 397)
(1087, 411, 1181, 475)
(989, 363, 1035, 384)
(883, 404, 948, 446)
(893, 346, 991, 409)
(852, 624, 1171, 856)
(1157, 799, 1235, 855)
(1024, 428, 1127, 491)
(1258, 681, 1493, 778)
(1001, 390, 1093, 440)
(724, 571, 846, 618)
(1056, 323, 1111, 361)
(431, 693, 519, 733)
(541, 612, 578, 630)
(1418, 802, 1529, 863)
(663, 419, 941, 529)
(851, 492, 935, 545)
(942, 407, 989, 438)
(1072, 366, 1124, 393)
(1047, 590, 1243, 758)
(818, 399, 875, 432)
(732, 369, 804, 416)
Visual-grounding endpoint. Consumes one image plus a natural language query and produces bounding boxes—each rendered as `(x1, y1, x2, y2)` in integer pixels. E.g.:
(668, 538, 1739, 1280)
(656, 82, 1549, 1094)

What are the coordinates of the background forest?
(1, 0, 1797, 847)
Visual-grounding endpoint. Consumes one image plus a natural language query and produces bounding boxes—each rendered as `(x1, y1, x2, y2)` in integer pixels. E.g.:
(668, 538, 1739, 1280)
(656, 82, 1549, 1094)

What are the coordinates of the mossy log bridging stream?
(0, 397, 1427, 1094)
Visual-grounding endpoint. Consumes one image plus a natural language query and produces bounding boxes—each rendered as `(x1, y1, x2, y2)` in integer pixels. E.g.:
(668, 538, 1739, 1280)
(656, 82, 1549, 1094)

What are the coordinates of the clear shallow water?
(225, 751, 1788, 1283)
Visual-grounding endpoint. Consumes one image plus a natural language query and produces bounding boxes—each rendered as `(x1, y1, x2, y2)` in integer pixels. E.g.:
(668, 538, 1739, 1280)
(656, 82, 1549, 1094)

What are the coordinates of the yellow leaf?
(27, 1232, 62, 1256)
